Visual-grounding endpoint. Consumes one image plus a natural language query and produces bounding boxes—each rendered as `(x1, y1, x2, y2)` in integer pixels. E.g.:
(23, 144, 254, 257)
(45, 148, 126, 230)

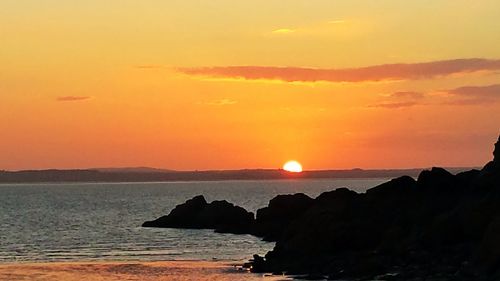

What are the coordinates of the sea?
(0, 179, 388, 264)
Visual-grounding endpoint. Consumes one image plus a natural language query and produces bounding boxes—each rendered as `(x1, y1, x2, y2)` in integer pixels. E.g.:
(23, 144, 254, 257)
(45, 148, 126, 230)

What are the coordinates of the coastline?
(0, 260, 290, 281)
(0, 167, 475, 184)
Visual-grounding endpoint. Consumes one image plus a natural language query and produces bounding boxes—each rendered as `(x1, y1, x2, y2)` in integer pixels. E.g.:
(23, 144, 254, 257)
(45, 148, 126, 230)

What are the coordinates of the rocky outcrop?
(494, 135, 500, 162)
(143, 193, 315, 240)
(253, 193, 313, 241)
(481, 135, 500, 178)
(142, 195, 254, 234)
(143, 195, 207, 228)
(250, 135, 500, 280)
(478, 216, 500, 277)
(144, 135, 500, 280)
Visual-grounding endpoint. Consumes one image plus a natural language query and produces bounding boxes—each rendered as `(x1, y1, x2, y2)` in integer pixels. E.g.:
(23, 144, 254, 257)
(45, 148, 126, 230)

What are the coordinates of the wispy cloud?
(134, 65, 163, 69)
(270, 19, 347, 36)
(328, 20, 347, 24)
(389, 91, 425, 99)
(442, 84, 500, 105)
(368, 101, 419, 109)
(200, 99, 238, 106)
(447, 84, 500, 98)
(272, 28, 295, 34)
(371, 84, 500, 109)
(177, 58, 500, 83)
(371, 91, 425, 108)
(57, 96, 91, 102)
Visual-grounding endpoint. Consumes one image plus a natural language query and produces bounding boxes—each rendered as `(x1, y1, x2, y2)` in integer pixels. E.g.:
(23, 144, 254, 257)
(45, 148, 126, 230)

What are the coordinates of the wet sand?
(0, 261, 290, 281)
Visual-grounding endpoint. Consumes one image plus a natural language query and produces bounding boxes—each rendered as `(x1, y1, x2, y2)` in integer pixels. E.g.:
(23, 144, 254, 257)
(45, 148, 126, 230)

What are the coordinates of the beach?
(0, 261, 289, 281)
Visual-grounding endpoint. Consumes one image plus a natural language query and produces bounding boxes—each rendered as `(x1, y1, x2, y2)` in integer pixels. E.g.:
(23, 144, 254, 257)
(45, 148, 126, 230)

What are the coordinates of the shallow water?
(0, 261, 292, 281)
(0, 179, 387, 263)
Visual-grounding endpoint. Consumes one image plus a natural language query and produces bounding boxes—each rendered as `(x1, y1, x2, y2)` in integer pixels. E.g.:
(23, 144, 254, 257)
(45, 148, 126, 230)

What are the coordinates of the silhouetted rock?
(366, 175, 416, 198)
(456, 169, 481, 188)
(273, 188, 365, 255)
(417, 167, 457, 192)
(251, 135, 500, 280)
(143, 195, 207, 228)
(478, 216, 500, 275)
(203, 200, 254, 234)
(478, 135, 500, 189)
(253, 193, 313, 241)
(143, 135, 500, 280)
(482, 135, 500, 173)
(494, 135, 500, 162)
(142, 195, 254, 234)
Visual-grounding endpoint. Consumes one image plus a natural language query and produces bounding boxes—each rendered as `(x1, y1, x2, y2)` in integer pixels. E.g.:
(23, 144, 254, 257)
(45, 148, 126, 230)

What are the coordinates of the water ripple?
(0, 179, 386, 263)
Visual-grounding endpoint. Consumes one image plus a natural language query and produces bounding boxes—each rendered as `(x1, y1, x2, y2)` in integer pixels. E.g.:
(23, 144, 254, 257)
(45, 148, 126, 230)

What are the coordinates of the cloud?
(177, 58, 500, 83)
(201, 99, 238, 106)
(442, 99, 495, 106)
(269, 19, 347, 36)
(134, 65, 163, 69)
(328, 20, 347, 24)
(368, 101, 419, 109)
(272, 28, 295, 34)
(57, 96, 91, 102)
(389, 91, 425, 99)
(443, 84, 500, 105)
(373, 84, 500, 109)
(369, 91, 424, 109)
(447, 84, 500, 98)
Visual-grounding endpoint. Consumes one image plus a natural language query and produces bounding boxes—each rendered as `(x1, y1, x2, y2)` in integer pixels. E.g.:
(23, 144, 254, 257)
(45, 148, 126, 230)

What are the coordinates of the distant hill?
(0, 167, 477, 183)
(90, 167, 177, 173)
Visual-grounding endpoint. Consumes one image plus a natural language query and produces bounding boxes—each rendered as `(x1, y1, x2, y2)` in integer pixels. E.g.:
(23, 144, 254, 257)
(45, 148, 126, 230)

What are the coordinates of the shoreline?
(0, 260, 290, 281)
(0, 258, 250, 266)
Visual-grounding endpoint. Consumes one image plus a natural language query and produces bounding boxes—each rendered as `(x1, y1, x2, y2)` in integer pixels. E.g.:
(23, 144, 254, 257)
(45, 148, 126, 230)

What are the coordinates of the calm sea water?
(0, 179, 387, 263)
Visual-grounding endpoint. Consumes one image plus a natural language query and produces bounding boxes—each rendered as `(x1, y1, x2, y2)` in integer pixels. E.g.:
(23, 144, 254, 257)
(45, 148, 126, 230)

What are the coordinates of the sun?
(283, 160, 303, 173)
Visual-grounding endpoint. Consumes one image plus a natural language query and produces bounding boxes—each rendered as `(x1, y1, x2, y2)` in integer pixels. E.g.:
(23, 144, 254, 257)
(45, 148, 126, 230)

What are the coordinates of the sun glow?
(283, 161, 303, 173)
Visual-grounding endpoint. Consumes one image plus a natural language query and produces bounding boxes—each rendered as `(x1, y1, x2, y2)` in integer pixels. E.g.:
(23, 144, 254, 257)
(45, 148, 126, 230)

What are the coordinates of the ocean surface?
(0, 179, 388, 264)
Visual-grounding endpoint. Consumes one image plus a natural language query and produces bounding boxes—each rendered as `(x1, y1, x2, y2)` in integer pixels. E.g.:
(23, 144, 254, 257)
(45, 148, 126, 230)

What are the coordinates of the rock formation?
(142, 195, 254, 234)
(253, 193, 313, 241)
(143, 134, 500, 280)
(250, 135, 500, 280)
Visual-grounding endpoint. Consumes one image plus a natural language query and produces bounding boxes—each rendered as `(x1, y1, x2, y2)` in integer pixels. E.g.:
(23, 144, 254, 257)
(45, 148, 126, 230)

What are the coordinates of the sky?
(1, 0, 500, 171)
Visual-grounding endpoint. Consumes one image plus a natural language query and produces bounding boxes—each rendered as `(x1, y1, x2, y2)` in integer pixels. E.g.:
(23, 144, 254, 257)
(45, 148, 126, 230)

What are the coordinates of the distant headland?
(0, 167, 475, 183)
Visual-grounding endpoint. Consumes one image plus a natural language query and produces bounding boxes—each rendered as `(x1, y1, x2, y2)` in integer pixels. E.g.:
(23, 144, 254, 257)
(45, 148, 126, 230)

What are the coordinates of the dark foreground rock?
(144, 135, 500, 280)
(250, 135, 500, 280)
(142, 195, 254, 234)
(142, 192, 315, 240)
(253, 193, 313, 241)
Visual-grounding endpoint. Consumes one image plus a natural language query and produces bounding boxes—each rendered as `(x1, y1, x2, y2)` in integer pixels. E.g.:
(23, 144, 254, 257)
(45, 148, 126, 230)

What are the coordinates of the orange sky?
(1, 0, 500, 171)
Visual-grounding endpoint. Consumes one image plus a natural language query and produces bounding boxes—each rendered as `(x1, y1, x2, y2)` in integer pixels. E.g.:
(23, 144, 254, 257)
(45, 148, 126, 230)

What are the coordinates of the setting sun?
(283, 161, 303, 173)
